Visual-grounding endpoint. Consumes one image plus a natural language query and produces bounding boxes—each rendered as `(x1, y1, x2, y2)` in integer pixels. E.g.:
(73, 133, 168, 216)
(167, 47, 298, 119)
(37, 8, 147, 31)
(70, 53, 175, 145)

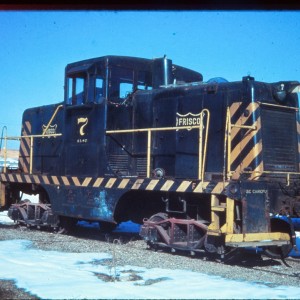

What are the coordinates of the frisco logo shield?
(42, 124, 57, 136)
(176, 112, 202, 127)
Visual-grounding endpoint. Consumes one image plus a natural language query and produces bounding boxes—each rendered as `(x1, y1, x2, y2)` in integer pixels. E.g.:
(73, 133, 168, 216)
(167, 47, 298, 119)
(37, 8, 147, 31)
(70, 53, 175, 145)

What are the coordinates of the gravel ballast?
(0, 222, 300, 299)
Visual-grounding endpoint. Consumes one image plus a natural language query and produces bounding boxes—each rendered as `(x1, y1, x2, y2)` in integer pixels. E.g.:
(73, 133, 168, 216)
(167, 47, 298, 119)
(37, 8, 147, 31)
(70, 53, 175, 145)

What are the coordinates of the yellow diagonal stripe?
(105, 178, 117, 188)
(82, 177, 92, 187)
(160, 180, 174, 191)
(146, 179, 159, 190)
(93, 178, 104, 187)
(176, 181, 192, 192)
(118, 179, 130, 189)
(132, 179, 144, 190)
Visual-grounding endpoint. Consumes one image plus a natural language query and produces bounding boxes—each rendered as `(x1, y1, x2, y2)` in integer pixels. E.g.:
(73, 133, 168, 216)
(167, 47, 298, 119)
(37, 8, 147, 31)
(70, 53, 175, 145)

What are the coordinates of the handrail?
(225, 107, 232, 180)
(1, 133, 62, 174)
(199, 109, 210, 181)
(225, 107, 258, 180)
(242, 170, 300, 186)
(224, 105, 299, 182)
(257, 101, 299, 111)
(42, 104, 63, 135)
(2, 108, 210, 179)
(106, 109, 210, 180)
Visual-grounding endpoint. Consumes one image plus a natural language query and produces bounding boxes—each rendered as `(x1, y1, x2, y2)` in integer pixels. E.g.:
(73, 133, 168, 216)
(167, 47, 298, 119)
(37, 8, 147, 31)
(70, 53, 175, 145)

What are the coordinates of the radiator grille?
(136, 157, 147, 177)
(261, 107, 298, 172)
(108, 154, 129, 175)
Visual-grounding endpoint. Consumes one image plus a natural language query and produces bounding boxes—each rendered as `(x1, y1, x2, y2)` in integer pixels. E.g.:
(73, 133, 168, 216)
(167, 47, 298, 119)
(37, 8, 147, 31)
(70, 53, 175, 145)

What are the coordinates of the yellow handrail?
(2, 133, 62, 174)
(42, 104, 63, 136)
(199, 109, 210, 181)
(106, 109, 210, 180)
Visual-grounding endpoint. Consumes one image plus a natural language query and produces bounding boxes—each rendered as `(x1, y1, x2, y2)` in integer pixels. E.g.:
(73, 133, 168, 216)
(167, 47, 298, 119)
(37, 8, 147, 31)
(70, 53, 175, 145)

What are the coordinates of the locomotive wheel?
(263, 244, 293, 260)
(148, 212, 168, 223)
(146, 212, 169, 249)
(263, 218, 293, 259)
(18, 199, 31, 204)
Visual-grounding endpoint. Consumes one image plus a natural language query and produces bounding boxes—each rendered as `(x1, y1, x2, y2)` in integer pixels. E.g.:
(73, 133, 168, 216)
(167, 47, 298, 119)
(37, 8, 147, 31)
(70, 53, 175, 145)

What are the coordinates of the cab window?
(137, 70, 152, 91)
(120, 82, 133, 98)
(67, 76, 85, 105)
(109, 67, 134, 100)
(109, 67, 152, 101)
(95, 77, 104, 103)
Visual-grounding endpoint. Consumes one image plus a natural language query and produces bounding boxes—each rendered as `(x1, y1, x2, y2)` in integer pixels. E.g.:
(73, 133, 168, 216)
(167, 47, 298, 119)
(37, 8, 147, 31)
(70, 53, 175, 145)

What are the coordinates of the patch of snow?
(0, 239, 300, 299)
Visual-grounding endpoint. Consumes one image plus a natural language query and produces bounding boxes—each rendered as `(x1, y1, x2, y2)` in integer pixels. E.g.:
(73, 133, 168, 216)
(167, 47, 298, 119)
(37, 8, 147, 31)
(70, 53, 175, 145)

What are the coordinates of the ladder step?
(207, 229, 222, 236)
(211, 205, 226, 212)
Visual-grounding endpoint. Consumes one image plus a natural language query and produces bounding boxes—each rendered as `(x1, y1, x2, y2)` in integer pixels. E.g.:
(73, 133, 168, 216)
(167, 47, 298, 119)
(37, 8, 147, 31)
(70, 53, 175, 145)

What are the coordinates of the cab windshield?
(108, 67, 152, 101)
(65, 64, 152, 106)
(66, 73, 104, 105)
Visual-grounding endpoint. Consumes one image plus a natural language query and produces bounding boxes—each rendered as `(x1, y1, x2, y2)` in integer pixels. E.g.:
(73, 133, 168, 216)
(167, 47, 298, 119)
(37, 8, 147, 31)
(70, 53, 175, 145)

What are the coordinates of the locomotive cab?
(65, 55, 202, 106)
(62, 56, 202, 177)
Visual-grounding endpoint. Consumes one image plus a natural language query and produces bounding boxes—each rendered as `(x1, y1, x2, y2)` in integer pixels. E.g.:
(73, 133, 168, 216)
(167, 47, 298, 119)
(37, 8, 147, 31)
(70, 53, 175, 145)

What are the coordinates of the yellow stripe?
(25, 121, 32, 133)
(230, 102, 241, 116)
(20, 138, 30, 157)
(212, 182, 227, 194)
(8, 174, 14, 182)
(105, 178, 117, 188)
(249, 162, 264, 180)
(242, 143, 262, 170)
(19, 157, 29, 174)
(231, 117, 260, 164)
(16, 174, 22, 183)
(193, 181, 209, 193)
(24, 175, 31, 183)
(20, 122, 31, 171)
(160, 180, 174, 191)
(241, 103, 253, 123)
(61, 176, 70, 186)
(230, 127, 240, 144)
(225, 232, 290, 243)
(230, 102, 259, 141)
(176, 181, 191, 192)
(42, 176, 50, 185)
(146, 179, 159, 190)
(82, 177, 92, 187)
(118, 178, 130, 189)
(229, 102, 242, 141)
(21, 122, 31, 155)
(132, 179, 144, 190)
(51, 176, 60, 185)
(72, 177, 81, 186)
(33, 175, 40, 184)
(93, 178, 104, 187)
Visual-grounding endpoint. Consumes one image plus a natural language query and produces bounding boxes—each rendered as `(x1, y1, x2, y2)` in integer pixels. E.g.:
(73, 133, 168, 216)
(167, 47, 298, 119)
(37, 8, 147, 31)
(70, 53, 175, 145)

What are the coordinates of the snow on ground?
(0, 239, 300, 299)
(1, 213, 300, 299)
(0, 210, 15, 225)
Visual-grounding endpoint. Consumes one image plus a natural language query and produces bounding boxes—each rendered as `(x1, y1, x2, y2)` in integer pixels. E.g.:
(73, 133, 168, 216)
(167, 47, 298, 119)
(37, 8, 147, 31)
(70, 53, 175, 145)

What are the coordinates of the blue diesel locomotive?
(1, 55, 300, 260)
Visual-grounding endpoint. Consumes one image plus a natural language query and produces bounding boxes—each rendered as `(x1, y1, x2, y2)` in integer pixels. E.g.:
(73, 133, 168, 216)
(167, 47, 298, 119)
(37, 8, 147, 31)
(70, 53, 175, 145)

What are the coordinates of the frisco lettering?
(176, 117, 201, 126)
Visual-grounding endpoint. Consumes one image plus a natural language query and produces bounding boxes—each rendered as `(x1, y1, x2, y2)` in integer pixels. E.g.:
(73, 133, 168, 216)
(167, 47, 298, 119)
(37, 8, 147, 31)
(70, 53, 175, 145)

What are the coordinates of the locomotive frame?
(1, 55, 300, 260)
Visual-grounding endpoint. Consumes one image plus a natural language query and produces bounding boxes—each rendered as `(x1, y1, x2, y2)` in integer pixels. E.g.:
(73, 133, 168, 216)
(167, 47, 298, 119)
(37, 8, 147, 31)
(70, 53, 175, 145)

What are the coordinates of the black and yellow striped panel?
(229, 102, 263, 179)
(0, 173, 229, 195)
(19, 121, 31, 173)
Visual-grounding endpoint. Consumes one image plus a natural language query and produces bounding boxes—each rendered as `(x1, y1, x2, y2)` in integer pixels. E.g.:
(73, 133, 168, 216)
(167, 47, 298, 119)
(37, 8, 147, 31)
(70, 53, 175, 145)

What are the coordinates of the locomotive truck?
(1, 55, 300, 260)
